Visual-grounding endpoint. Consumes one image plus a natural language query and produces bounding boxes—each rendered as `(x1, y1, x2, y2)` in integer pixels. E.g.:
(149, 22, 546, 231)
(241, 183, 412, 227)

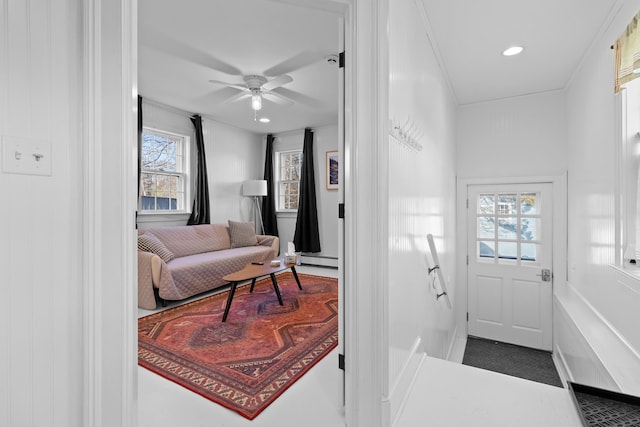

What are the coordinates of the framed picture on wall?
(326, 150, 339, 190)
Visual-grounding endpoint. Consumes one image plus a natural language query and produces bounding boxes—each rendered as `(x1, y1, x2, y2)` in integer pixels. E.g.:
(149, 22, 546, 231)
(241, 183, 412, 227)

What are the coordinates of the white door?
(467, 183, 553, 351)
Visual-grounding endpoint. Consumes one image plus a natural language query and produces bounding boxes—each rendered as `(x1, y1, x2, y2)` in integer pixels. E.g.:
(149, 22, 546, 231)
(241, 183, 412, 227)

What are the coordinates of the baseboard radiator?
(300, 254, 338, 268)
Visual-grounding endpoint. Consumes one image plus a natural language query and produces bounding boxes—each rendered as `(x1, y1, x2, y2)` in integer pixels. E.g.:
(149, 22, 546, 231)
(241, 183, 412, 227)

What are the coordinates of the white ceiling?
(420, 0, 620, 105)
(138, 0, 341, 134)
(139, 0, 621, 134)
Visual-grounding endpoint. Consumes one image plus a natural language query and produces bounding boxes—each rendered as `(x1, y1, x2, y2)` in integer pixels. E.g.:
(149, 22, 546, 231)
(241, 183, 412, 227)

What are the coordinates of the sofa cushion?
(161, 246, 274, 299)
(138, 232, 175, 263)
(146, 224, 231, 257)
(228, 220, 258, 248)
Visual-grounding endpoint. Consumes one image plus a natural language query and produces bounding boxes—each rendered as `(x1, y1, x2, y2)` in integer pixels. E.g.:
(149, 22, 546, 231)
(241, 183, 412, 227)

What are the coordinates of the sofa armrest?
(257, 235, 280, 257)
(150, 254, 163, 286)
(138, 251, 160, 309)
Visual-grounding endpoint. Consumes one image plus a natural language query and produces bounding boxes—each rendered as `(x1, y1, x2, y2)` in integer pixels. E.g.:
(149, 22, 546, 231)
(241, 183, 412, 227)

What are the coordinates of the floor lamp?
(243, 180, 268, 234)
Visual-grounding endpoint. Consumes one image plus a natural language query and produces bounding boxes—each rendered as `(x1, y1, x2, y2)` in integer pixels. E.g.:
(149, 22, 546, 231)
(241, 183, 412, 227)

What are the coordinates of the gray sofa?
(137, 222, 279, 309)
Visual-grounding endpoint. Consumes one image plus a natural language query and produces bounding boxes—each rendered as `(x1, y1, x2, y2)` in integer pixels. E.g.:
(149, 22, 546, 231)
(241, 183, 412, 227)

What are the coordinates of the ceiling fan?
(208, 74, 295, 112)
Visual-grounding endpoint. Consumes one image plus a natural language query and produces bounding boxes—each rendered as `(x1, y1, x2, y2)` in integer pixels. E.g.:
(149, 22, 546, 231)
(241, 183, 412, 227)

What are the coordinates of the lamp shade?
(243, 180, 267, 197)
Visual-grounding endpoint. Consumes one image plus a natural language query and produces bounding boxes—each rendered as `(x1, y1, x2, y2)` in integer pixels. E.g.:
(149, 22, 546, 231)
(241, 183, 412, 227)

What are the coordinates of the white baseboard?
(447, 330, 467, 364)
(552, 348, 570, 389)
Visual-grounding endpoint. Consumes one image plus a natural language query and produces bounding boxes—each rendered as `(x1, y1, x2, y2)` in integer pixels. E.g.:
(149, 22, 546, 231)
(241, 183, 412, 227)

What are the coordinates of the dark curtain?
(262, 134, 279, 236)
(187, 115, 211, 225)
(293, 128, 321, 252)
(137, 95, 143, 197)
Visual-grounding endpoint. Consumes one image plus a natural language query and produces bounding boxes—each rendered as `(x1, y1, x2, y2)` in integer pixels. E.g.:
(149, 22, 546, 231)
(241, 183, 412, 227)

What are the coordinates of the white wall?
(561, 0, 640, 394)
(202, 119, 265, 225)
(273, 125, 339, 257)
(387, 0, 457, 422)
(457, 91, 567, 179)
(0, 1, 84, 425)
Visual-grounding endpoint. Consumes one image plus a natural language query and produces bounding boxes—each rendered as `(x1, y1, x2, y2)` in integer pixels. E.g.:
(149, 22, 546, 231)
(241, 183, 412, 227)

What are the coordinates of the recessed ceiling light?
(502, 46, 524, 57)
(259, 117, 270, 123)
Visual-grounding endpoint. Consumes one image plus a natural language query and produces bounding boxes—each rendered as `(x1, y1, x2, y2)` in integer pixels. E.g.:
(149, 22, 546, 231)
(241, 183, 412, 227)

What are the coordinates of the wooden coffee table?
(221, 260, 302, 322)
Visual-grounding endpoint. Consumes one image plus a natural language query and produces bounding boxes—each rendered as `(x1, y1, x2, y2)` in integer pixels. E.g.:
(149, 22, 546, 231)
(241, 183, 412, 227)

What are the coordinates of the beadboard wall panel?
(564, 0, 640, 377)
(0, 1, 83, 426)
(388, 0, 457, 422)
(457, 90, 568, 180)
(202, 119, 264, 225)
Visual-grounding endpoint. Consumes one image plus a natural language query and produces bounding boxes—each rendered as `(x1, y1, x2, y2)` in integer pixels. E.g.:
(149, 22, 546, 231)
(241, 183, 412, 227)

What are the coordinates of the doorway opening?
(135, 0, 348, 422)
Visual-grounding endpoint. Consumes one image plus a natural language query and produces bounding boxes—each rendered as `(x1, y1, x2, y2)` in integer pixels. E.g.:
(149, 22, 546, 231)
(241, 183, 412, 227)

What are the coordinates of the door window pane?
(498, 241, 517, 260)
(498, 194, 517, 215)
(477, 217, 495, 238)
(497, 218, 517, 239)
(521, 218, 539, 241)
(521, 243, 538, 262)
(521, 193, 537, 215)
(478, 240, 495, 259)
(478, 195, 495, 214)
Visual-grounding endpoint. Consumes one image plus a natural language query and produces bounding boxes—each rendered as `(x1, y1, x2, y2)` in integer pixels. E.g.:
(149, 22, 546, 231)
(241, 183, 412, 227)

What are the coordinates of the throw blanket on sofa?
(137, 223, 279, 309)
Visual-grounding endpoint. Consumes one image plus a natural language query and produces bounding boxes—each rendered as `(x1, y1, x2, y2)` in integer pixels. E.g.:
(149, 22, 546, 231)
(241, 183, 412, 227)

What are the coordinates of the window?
(139, 127, 189, 213)
(619, 78, 640, 267)
(275, 150, 303, 211)
(476, 192, 541, 263)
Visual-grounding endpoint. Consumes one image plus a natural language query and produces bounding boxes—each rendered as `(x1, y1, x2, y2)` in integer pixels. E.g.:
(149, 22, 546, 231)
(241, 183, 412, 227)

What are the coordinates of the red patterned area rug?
(138, 272, 338, 420)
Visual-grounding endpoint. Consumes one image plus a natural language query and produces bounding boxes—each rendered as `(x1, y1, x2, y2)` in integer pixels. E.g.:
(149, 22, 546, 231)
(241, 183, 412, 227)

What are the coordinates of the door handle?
(536, 269, 552, 282)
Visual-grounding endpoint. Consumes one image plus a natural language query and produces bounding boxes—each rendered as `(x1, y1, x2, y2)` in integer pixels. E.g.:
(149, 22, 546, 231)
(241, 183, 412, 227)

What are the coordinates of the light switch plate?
(1, 135, 52, 176)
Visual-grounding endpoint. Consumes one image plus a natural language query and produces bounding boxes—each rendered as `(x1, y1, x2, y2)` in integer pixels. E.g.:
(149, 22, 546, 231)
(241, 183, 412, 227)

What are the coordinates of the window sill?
(137, 212, 191, 224)
(276, 211, 298, 218)
(138, 211, 190, 215)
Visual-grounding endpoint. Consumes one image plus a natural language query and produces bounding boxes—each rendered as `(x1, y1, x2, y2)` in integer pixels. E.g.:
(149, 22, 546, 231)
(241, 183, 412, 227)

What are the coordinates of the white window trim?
(139, 126, 191, 215)
(275, 149, 302, 213)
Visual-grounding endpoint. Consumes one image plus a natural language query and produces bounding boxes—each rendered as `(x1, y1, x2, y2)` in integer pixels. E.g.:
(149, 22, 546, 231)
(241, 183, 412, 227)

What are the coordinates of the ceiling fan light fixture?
(251, 90, 262, 111)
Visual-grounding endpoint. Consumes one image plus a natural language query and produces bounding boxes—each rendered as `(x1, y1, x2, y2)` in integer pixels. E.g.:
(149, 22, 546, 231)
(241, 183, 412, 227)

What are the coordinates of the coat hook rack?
(389, 118, 423, 151)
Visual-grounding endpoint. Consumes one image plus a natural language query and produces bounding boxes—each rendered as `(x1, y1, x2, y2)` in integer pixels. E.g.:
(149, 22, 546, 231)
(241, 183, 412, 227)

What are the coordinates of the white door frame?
(455, 175, 568, 346)
(83, 0, 391, 426)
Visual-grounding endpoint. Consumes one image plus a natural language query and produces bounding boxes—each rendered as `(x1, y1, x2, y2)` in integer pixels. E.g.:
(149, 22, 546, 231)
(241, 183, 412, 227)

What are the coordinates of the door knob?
(536, 269, 552, 282)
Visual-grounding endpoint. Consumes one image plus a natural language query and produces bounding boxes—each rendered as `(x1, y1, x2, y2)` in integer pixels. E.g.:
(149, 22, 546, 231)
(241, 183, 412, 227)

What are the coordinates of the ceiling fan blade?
(263, 51, 327, 77)
(224, 91, 251, 104)
(140, 31, 243, 76)
(205, 87, 247, 104)
(262, 74, 293, 92)
(208, 79, 248, 91)
(270, 87, 324, 108)
(262, 91, 294, 106)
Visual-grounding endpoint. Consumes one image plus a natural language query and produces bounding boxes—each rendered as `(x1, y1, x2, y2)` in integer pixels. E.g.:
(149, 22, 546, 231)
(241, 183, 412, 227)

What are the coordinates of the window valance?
(615, 11, 640, 93)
